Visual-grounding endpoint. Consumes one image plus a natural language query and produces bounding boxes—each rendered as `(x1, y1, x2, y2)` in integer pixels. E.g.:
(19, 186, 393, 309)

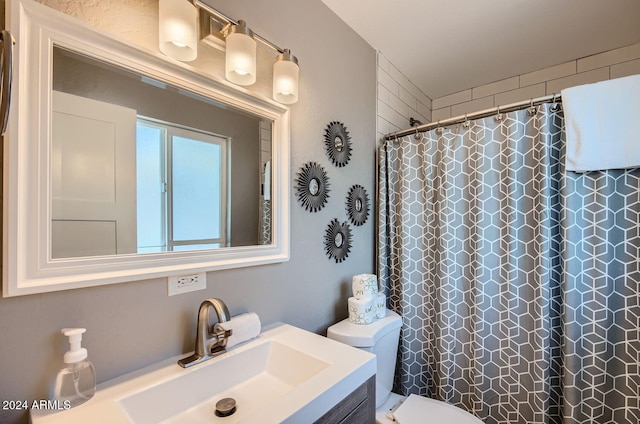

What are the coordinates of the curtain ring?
(417, 130, 426, 141)
(462, 113, 470, 128)
(550, 93, 559, 112)
(495, 105, 502, 122)
(435, 121, 443, 135)
(527, 98, 538, 115)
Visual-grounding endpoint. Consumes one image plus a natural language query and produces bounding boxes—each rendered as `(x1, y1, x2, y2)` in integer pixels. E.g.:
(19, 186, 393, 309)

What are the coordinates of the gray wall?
(0, 0, 377, 422)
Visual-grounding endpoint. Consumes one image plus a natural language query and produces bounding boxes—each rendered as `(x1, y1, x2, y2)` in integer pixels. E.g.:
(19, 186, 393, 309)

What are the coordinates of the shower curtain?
(378, 104, 640, 424)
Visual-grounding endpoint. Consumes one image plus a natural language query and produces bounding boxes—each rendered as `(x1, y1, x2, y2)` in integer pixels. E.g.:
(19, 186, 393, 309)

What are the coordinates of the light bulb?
(273, 49, 299, 104)
(159, 0, 198, 61)
(225, 21, 256, 86)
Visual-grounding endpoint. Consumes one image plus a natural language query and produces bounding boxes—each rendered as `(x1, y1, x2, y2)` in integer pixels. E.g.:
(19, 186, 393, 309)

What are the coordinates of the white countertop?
(31, 323, 376, 424)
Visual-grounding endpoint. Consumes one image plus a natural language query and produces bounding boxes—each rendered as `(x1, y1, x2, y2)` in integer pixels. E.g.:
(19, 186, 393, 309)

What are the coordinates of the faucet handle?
(213, 323, 233, 339)
(210, 327, 232, 355)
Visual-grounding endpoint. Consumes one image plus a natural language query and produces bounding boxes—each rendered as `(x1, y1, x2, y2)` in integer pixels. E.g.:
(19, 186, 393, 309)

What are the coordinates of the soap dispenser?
(53, 328, 96, 407)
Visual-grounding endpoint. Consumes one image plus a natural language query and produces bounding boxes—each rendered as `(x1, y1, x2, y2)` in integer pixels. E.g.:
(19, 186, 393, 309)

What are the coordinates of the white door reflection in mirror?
(136, 120, 228, 253)
(52, 91, 137, 259)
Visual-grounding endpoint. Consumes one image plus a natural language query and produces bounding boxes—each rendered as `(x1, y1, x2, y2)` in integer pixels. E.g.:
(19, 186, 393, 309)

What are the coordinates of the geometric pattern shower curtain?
(378, 103, 640, 424)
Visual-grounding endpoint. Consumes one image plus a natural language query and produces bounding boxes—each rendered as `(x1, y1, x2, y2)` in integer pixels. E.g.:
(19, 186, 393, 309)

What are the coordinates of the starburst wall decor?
(324, 121, 352, 167)
(324, 219, 352, 263)
(295, 162, 330, 212)
(346, 184, 369, 226)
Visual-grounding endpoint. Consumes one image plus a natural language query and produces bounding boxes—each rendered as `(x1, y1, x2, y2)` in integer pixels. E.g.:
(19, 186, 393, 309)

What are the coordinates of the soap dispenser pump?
(53, 328, 96, 408)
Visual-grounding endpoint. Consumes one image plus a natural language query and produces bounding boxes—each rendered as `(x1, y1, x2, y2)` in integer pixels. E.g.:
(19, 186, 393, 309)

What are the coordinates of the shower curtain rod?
(384, 93, 563, 141)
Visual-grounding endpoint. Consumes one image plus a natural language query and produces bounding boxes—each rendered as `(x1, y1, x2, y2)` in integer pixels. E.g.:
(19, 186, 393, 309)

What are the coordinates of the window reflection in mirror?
(51, 46, 272, 259)
(136, 119, 228, 253)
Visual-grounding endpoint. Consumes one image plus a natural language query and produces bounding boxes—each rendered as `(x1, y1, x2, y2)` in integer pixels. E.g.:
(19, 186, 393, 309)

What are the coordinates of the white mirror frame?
(3, 0, 290, 297)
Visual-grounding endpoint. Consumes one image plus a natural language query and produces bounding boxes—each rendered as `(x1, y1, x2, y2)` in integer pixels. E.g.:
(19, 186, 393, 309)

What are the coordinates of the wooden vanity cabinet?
(314, 375, 376, 423)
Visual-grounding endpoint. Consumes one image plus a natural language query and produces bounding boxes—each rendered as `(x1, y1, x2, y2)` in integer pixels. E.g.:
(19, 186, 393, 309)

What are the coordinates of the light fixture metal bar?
(190, 0, 286, 54)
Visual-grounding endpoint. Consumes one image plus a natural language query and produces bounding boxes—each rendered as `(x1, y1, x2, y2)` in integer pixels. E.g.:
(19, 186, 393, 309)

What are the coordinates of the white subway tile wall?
(429, 42, 640, 123)
(376, 52, 432, 141)
(612, 59, 640, 79)
(377, 43, 640, 140)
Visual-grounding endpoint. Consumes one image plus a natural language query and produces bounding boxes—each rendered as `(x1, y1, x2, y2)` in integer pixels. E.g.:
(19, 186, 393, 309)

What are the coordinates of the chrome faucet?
(178, 298, 233, 368)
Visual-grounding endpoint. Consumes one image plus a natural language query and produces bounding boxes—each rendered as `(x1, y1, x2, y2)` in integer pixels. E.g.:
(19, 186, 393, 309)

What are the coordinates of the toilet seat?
(392, 395, 483, 424)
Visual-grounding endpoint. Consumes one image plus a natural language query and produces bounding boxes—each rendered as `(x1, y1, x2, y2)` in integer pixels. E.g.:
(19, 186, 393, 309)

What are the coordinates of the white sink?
(121, 340, 329, 423)
(31, 323, 375, 424)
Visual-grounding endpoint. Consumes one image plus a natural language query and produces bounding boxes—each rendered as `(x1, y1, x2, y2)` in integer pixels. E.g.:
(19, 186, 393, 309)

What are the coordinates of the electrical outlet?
(168, 272, 206, 296)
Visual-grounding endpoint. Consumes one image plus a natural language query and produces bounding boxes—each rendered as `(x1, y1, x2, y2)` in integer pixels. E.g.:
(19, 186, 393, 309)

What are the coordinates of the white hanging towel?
(562, 74, 640, 172)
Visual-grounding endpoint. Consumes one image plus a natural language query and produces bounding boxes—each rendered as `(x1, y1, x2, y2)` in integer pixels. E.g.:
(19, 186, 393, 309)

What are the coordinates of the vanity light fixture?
(158, 0, 199, 61)
(160, 0, 300, 104)
(273, 49, 299, 105)
(224, 20, 256, 86)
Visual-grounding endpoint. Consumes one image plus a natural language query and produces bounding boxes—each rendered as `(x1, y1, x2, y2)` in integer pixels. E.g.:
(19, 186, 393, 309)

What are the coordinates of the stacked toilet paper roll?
(348, 297, 375, 325)
(373, 291, 386, 319)
(348, 274, 387, 325)
(352, 274, 378, 299)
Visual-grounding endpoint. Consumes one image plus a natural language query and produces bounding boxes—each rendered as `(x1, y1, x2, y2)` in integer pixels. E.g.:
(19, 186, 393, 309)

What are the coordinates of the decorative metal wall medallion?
(324, 121, 352, 167)
(346, 184, 369, 226)
(295, 162, 330, 212)
(324, 219, 352, 263)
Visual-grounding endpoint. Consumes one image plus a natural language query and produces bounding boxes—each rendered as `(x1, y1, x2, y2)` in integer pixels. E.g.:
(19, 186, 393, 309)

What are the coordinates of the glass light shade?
(159, 0, 198, 61)
(225, 21, 257, 86)
(273, 51, 299, 104)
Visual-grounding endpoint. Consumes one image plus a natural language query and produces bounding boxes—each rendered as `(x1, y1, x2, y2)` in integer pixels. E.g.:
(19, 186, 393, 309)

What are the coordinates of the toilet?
(327, 309, 483, 423)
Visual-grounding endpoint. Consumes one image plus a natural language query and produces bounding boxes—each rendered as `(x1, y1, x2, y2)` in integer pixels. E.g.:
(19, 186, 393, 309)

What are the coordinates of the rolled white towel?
(215, 312, 261, 349)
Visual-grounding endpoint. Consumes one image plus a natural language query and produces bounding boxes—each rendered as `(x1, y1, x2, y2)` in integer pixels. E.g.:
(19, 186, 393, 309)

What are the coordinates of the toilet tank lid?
(327, 309, 402, 347)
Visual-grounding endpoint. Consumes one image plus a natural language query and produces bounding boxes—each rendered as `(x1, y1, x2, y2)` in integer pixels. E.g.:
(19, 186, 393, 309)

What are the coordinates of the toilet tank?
(327, 309, 402, 408)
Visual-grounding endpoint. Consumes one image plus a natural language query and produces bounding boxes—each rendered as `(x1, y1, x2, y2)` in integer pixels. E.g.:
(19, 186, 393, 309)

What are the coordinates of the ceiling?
(321, 0, 640, 100)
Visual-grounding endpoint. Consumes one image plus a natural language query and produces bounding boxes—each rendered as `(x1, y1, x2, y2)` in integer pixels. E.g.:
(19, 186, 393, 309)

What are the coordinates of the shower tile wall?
(376, 43, 640, 142)
(431, 42, 640, 121)
(376, 52, 432, 141)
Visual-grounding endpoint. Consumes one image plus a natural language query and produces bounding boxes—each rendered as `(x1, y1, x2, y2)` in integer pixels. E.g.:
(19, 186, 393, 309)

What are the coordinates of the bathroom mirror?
(51, 46, 275, 258)
(3, 0, 290, 296)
